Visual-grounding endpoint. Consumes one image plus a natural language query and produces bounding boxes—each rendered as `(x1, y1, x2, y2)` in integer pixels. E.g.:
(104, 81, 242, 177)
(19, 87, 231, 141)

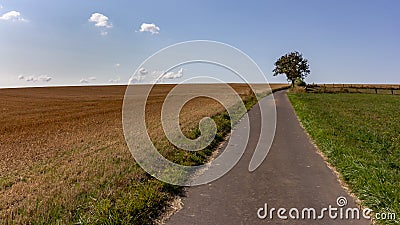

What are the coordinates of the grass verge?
(288, 93, 399, 224)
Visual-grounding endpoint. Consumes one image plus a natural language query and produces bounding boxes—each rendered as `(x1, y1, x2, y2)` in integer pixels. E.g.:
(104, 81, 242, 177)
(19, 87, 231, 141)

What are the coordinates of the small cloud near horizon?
(18, 75, 52, 82)
(109, 76, 120, 83)
(138, 68, 184, 83)
(128, 67, 148, 84)
(80, 76, 96, 83)
(138, 67, 148, 75)
(162, 68, 184, 80)
(80, 78, 89, 84)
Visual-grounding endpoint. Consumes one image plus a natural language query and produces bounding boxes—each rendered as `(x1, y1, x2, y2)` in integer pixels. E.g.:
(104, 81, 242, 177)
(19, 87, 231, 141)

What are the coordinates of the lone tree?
(273, 51, 310, 87)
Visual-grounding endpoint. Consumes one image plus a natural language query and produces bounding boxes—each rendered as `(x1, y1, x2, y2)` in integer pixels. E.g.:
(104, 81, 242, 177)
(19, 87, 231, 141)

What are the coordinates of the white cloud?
(128, 68, 183, 84)
(162, 68, 183, 80)
(109, 76, 120, 83)
(25, 76, 35, 82)
(100, 31, 108, 36)
(138, 67, 148, 75)
(88, 13, 112, 28)
(115, 63, 120, 67)
(0, 5, 3, 9)
(129, 75, 144, 84)
(139, 23, 160, 34)
(146, 68, 184, 83)
(38, 75, 52, 82)
(128, 67, 149, 84)
(0, 11, 28, 22)
(80, 78, 89, 84)
(23, 75, 52, 82)
(80, 76, 96, 83)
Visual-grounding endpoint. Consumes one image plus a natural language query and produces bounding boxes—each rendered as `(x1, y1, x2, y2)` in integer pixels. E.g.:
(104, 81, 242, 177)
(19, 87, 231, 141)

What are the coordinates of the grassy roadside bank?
(288, 93, 399, 224)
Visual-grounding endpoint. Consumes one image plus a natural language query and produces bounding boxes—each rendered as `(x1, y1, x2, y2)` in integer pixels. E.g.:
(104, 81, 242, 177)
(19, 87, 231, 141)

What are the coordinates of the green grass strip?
(288, 93, 399, 225)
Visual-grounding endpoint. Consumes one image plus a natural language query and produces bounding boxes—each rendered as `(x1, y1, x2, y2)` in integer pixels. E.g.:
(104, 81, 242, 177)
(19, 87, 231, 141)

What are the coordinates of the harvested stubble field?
(0, 83, 288, 224)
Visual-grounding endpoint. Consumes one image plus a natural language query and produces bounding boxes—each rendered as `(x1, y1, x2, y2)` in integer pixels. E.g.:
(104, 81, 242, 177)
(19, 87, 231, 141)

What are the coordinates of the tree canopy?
(273, 51, 310, 87)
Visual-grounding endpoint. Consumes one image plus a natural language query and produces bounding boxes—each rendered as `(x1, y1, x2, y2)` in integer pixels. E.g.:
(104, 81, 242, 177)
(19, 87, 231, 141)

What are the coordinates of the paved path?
(166, 90, 371, 225)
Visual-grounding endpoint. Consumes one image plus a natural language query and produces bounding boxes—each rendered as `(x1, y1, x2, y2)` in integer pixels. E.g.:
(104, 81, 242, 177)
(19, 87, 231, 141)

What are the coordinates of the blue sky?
(0, 0, 399, 88)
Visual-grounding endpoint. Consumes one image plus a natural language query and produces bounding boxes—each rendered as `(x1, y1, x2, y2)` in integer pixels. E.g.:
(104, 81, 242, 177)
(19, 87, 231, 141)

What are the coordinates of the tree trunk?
(291, 79, 295, 88)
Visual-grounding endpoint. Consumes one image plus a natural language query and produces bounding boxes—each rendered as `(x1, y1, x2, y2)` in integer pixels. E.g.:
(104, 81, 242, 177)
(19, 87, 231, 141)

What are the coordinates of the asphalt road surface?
(166, 90, 371, 225)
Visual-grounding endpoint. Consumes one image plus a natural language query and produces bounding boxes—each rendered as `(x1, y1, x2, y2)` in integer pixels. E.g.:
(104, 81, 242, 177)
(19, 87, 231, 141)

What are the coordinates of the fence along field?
(0, 83, 287, 224)
(306, 84, 400, 95)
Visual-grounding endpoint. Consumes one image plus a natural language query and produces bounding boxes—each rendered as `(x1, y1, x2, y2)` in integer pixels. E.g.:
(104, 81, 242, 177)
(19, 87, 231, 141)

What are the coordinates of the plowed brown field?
(0, 84, 287, 223)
